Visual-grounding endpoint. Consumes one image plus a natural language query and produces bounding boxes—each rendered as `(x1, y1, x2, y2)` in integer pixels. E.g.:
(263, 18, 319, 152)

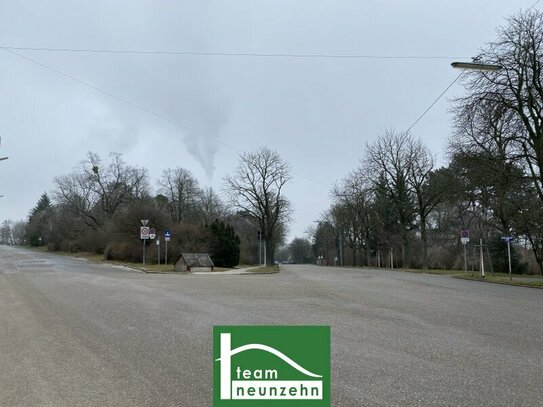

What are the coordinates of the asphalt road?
(1, 245, 542, 406)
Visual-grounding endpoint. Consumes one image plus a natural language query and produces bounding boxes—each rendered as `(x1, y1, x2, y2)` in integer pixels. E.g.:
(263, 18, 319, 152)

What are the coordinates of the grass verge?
(246, 265, 280, 273)
(352, 263, 543, 288)
(390, 268, 463, 276)
(26, 247, 267, 274)
(452, 274, 543, 288)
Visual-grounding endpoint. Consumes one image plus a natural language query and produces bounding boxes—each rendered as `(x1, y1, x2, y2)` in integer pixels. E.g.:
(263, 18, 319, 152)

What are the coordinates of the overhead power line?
(0, 46, 470, 61)
(0, 47, 329, 188)
(529, 0, 541, 10)
(0, 47, 242, 154)
(406, 71, 463, 133)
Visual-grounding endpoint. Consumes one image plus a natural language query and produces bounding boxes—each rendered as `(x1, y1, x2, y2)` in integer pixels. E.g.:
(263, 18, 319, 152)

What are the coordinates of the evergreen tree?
(208, 220, 240, 267)
(26, 192, 53, 246)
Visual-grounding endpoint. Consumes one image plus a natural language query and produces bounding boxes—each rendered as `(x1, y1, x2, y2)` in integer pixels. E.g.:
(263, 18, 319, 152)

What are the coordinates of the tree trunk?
(533, 247, 543, 276)
(421, 216, 428, 270)
(265, 239, 275, 266)
(401, 233, 407, 269)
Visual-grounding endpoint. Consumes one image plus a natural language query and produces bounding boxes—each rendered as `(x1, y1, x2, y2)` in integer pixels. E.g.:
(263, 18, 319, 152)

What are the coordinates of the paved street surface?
(1, 245, 542, 406)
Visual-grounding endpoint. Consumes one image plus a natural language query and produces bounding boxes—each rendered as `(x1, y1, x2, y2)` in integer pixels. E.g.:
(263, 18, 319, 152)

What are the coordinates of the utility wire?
(0, 47, 329, 188)
(0, 46, 470, 61)
(0, 47, 242, 154)
(529, 0, 541, 10)
(406, 0, 540, 133)
(406, 71, 463, 133)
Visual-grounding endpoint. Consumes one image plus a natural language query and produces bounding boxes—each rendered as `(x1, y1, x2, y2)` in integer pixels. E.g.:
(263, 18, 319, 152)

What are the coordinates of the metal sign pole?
(157, 239, 160, 265)
(460, 230, 470, 273)
(259, 231, 262, 266)
(507, 240, 512, 281)
(479, 238, 485, 278)
(339, 231, 343, 266)
(165, 239, 168, 265)
(463, 243, 467, 273)
(143, 240, 146, 266)
(264, 239, 267, 266)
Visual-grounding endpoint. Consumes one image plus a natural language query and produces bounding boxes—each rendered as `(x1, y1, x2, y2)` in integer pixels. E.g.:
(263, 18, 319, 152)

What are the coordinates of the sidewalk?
(191, 266, 270, 275)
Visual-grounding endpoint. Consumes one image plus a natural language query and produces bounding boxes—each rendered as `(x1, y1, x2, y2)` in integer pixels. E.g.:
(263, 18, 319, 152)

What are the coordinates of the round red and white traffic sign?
(140, 226, 150, 239)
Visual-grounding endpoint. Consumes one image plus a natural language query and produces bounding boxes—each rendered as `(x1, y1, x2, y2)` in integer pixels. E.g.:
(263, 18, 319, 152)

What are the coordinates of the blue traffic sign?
(500, 236, 513, 242)
(165, 230, 171, 237)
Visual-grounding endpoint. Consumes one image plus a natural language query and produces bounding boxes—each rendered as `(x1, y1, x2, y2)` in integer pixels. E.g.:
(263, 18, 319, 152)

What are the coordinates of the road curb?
(451, 275, 543, 289)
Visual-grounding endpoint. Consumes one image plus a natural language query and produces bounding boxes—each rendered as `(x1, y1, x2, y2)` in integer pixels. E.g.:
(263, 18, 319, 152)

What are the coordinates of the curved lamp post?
(451, 61, 503, 71)
(451, 59, 502, 279)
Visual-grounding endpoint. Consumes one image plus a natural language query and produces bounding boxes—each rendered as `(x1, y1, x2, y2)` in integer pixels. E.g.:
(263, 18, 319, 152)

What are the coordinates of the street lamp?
(451, 59, 502, 278)
(451, 61, 503, 71)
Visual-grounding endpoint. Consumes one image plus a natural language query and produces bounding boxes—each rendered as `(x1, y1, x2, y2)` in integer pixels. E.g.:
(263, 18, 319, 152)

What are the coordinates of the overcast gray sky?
(0, 0, 539, 241)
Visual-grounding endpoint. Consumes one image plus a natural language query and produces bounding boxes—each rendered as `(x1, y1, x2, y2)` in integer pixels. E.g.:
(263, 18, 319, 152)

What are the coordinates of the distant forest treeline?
(2, 147, 291, 267)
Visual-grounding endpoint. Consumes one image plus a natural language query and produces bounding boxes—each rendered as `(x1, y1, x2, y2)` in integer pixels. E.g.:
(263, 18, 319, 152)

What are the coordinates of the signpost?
(460, 229, 469, 273)
(501, 236, 514, 281)
(475, 239, 485, 278)
(156, 238, 160, 265)
(140, 224, 150, 266)
(257, 230, 262, 266)
(140, 225, 149, 266)
(164, 230, 171, 265)
(140, 226, 150, 239)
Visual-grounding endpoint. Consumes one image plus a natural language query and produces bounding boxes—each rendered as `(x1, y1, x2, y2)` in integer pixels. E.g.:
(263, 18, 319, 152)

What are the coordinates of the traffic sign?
(140, 226, 150, 239)
(165, 230, 171, 237)
(460, 229, 469, 244)
(500, 236, 513, 242)
(156, 239, 160, 245)
(141, 219, 149, 226)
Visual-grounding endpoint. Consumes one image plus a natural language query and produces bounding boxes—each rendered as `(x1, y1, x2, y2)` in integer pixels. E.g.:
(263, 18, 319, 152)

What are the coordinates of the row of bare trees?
(312, 131, 445, 270)
(312, 9, 543, 274)
(9, 147, 292, 266)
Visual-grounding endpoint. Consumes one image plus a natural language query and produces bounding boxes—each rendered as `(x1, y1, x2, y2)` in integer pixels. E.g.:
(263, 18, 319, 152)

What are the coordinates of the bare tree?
(11, 220, 26, 244)
(311, 220, 337, 266)
(158, 167, 200, 223)
(332, 172, 374, 266)
(196, 187, 226, 225)
(289, 237, 312, 264)
(54, 152, 149, 230)
(458, 9, 543, 201)
(0, 220, 13, 245)
(224, 147, 292, 265)
(363, 130, 416, 267)
(453, 10, 543, 272)
(406, 138, 446, 269)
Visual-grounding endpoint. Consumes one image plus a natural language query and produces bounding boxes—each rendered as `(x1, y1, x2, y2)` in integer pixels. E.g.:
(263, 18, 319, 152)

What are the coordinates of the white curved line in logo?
(216, 343, 322, 378)
(218, 333, 323, 400)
